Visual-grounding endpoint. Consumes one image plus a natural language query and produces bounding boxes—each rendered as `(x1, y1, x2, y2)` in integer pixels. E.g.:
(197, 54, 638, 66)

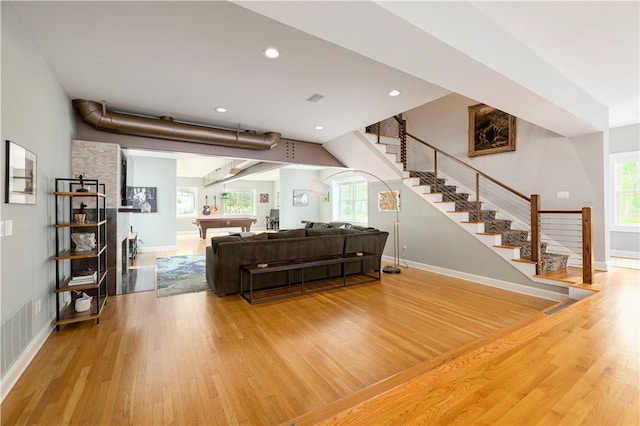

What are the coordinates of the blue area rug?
(156, 254, 209, 297)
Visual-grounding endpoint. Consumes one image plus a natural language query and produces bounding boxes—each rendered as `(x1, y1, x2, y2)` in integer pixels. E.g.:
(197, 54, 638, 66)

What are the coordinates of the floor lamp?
(309, 170, 401, 274)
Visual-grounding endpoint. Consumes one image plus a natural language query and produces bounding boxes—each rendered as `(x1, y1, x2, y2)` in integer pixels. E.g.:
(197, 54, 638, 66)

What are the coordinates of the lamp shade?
(309, 179, 330, 195)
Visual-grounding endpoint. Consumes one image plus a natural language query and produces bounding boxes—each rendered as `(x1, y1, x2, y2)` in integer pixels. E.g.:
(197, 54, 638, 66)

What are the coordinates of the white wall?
(127, 156, 177, 250)
(404, 93, 608, 266)
(1, 2, 74, 383)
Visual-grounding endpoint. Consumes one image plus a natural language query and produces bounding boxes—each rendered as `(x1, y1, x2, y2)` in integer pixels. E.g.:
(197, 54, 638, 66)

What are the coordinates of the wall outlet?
(35, 299, 41, 315)
(556, 191, 570, 199)
(5, 220, 13, 236)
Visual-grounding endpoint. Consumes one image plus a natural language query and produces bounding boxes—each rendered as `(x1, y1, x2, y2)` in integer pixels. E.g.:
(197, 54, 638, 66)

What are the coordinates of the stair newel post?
(433, 151, 439, 193)
(531, 194, 541, 275)
(582, 207, 594, 284)
(475, 173, 481, 223)
(399, 115, 407, 172)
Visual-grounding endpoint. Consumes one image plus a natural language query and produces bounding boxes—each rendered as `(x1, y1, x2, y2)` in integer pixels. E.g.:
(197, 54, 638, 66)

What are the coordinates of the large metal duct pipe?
(73, 99, 279, 150)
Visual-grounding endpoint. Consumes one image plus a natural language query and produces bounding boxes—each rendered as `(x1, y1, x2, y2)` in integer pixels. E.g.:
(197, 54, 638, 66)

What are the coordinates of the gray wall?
(127, 156, 177, 250)
(279, 168, 322, 229)
(405, 93, 608, 266)
(1, 3, 74, 380)
(367, 181, 555, 289)
(610, 124, 640, 256)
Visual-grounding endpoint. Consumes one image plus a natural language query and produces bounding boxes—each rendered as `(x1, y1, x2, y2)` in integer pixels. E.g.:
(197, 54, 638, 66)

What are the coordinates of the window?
(333, 178, 368, 223)
(176, 186, 197, 216)
(222, 190, 256, 216)
(611, 152, 640, 230)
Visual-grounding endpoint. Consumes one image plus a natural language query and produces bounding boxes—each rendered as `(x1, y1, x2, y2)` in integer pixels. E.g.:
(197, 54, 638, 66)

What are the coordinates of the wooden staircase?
(411, 170, 569, 274)
(364, 130, 570, 281)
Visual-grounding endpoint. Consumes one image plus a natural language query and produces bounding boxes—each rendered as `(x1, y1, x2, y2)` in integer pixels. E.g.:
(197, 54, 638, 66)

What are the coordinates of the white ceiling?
(8, 1, 639, 178)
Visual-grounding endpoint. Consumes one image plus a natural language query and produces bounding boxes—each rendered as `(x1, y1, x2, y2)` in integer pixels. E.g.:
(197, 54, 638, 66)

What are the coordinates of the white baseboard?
(611, 249, 640, 259)
(176, 230, 200, 235)
(137, 245, 178, 253)
(381, 256, 566, 301)
(1, 318, 55, 402)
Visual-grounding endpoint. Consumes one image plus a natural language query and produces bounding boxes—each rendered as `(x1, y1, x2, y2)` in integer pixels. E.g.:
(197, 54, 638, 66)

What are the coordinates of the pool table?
(192, 217, 257, 239)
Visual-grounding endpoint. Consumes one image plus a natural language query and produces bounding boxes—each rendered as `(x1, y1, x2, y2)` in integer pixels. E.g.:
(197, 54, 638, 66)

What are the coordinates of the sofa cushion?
(268, 229, 306, 239)
(306, 227, 342, 236)
(211, 235, 241, 253)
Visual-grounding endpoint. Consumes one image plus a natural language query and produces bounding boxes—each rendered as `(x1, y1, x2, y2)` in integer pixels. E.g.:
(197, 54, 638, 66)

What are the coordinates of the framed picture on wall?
(293, 190, 309, 207)
(378, 190, 400, 212)
(259, 193, 269, 203)
(4, 140, 37, 204)
(126, 186, 157, 213)
(468, 103, 516, 157)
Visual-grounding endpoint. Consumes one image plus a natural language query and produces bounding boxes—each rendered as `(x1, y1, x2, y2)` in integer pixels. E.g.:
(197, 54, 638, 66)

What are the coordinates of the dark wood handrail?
(395, 121, 530, 202)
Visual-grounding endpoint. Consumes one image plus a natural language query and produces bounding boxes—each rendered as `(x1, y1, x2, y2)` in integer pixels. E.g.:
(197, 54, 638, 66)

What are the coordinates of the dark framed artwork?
(468, 104, 516, 157)
(5, 140, 37, 204)
(126, 186, 157, 213)
(292, 190, 308, 207)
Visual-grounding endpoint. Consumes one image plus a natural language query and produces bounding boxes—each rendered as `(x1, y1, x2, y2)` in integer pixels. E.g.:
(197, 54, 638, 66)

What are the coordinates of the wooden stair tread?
(494, 244, 521, 249)
(476, 232, 501, 236)
(513, 257, 537, 264)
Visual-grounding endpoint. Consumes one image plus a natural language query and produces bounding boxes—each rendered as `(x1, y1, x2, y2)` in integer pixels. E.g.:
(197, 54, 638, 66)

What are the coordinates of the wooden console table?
(240, 252, 380, 304)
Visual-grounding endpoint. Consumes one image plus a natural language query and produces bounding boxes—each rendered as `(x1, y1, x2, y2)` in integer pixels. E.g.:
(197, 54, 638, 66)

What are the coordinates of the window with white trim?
(176, 186, 197, 216)
(222, 190, 256, 216)
(611, 152, 640, 230)
(333, 178, 368, 223)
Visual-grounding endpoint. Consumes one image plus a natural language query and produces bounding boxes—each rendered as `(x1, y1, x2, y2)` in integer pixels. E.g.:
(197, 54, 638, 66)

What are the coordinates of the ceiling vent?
(306, 93, 325, 103)
(73, 99, 280, 150)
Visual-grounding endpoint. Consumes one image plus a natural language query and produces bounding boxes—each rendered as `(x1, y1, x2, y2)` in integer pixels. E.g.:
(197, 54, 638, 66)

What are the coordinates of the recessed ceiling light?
(263, 47, 280, 59)
(314, 125, 324, 130)
(215, 107, 227, 113)
(388, 89, 401, 97)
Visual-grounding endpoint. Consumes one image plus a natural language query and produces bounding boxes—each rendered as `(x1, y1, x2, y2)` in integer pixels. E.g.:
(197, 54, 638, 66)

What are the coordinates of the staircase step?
(483, 219, 513, 233)
(410, 184, 431, 194)
(432, 200, 455, 211)
(529, 253, 570, 274)
(433, 185, 458, 193)
(409, 171, 447, 187)
(500, 230, 529, 245)
(447, 211, 470, 222)
(517, 241, 549, 257)
(441, 192, 470, 202)
(466, 210, 497, 221)
(455, 200, 483, 211)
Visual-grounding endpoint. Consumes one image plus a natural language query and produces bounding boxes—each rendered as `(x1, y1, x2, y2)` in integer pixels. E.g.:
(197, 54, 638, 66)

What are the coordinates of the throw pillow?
(267, 229, 306, 239)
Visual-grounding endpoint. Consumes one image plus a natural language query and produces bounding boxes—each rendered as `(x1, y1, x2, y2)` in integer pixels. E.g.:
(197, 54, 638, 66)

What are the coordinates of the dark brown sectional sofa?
(205, 227, 389, 297)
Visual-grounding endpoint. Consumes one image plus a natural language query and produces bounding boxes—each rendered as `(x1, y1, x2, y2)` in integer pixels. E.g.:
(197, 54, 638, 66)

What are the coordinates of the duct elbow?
(264, 132, 280, 149)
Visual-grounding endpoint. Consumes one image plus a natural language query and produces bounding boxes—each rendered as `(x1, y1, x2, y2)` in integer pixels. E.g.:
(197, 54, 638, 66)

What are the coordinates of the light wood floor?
(1, 234, 638, 425)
